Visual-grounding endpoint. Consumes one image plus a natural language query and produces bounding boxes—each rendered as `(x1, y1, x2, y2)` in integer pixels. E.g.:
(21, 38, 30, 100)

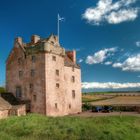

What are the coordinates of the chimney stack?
(15, 37, 23, 45)
(73, 50, 76, 63)
(31, 35, 40, 44)
(66, 50, 76, 63)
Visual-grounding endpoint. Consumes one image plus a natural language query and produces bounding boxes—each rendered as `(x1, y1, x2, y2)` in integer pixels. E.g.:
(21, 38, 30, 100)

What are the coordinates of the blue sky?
(0, 0, 140, 91)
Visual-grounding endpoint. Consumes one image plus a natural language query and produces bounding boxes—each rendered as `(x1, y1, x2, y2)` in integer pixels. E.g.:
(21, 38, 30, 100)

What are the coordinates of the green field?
(0, 114, 140, 140)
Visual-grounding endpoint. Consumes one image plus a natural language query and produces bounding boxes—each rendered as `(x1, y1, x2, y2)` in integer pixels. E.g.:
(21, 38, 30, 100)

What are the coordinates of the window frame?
(55, 103, 58, 109)
(31, 69, 35, 77)
(33, 95, 37, 101)
(72, 90, 76, 99)
(56, 69, 59, 76)
(19, 70, 23, 78)
(71, 76, 75, 83)
(52, 56, 56, 61)
(31, 55, 36, 63)
(56, 83, 60, 88)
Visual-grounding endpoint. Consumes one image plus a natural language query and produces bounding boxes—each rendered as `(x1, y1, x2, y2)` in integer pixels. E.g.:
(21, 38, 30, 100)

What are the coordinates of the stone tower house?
(6, 35, 81, 116)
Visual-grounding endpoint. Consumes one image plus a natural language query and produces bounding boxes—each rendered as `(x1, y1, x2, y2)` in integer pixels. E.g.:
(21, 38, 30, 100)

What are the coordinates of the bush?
(82, 103, 92, 111)
(0, 87, 5, 93)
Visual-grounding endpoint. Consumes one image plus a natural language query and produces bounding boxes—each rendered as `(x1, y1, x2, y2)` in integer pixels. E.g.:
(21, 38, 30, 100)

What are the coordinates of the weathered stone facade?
(6, 34, 82, 116)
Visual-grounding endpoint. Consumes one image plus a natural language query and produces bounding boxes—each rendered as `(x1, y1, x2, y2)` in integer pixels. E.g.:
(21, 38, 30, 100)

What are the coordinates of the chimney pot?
(31, 35, 40, 44)
(15, 37, 22, 45)
(66, 50, 76, 63)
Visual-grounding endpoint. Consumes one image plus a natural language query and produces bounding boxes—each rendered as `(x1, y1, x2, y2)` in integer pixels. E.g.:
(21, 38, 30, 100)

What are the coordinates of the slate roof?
(64, 55, 80, 69)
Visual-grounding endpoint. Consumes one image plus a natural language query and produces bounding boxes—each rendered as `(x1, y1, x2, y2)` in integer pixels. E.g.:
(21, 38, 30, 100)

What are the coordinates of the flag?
(58, 14, 65, 21)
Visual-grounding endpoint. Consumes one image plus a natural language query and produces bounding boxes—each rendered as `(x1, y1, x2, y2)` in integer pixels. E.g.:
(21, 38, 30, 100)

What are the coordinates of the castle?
(6, 34, 82, 116)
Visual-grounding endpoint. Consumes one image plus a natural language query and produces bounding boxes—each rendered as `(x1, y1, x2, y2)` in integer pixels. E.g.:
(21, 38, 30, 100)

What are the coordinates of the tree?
(0, 87, 5, 93)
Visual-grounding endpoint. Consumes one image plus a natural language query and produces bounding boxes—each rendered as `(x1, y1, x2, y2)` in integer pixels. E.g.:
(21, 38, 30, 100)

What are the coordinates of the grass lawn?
(0, 114, 140, 140)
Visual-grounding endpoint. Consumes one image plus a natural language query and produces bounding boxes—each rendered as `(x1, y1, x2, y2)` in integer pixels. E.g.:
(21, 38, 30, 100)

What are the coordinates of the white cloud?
(82, 82, 140, 89)
(86, 47, 117, 64)
(136, 41, 140, 47)
(78, 59, 83, 63)
(107, 9, 138, 24)
(82, 0, 139, 25)
(112, 54, 140, 72)
(104, 61, 112, 65)
(112, 62, 122, 68)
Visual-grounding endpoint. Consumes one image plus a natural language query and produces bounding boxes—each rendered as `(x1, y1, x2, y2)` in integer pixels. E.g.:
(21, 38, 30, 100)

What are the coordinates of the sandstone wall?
(6, 46, 46, 114)
(64, 66, 82, 114)
(45, 53, 66, 116)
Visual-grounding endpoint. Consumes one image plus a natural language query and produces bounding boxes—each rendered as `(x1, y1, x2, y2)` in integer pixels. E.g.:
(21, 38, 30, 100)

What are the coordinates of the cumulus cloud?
(82, 0, 139, 25)
(86, 47, 117, 64)
(104, 61, 112, 65)
(136, 41, 140, 47)
(112, 54, 140, 72)
(82, 82, 140, 89)
(78, 59, 83, 63)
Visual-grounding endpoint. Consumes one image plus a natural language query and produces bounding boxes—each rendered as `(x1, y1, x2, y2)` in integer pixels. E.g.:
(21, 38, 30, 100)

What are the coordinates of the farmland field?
(0, 114, 140, 140)
(82, 94, 115, 102)
(90, 96, 140, 106)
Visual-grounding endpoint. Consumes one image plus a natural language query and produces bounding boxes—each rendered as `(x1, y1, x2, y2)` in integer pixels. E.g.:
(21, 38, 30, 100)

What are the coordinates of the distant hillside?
(83, 91, 140, 95)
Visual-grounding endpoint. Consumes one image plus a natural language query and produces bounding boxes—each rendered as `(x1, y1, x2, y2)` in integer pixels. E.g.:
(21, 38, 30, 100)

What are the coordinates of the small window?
(56, 70, 59, 76)
(56, 83, 59, 88)
(31, 69, 35, 77)
(51, 41, 54, 45)
(33, 95, 36, 101)
(72, 67, 74, 72)
(16, 87, 22, 98)
(71, 76, 75, 83)
(52, 56, 56, 61)
(32, 55, 36, 63)
(55, 103, 58, 109)
(18, 58, 22, 65)
(29, 84, 33, 92)
(72, 90, 75, 99)
(69, 104, 71, 109)
(19, 71, 23, 78)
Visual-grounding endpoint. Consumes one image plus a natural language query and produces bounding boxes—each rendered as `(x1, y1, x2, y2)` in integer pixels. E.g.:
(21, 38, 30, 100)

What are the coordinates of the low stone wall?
(16, 105, 26, 116)
(10, 105, 26, 116)
(0, 110, 9, 119)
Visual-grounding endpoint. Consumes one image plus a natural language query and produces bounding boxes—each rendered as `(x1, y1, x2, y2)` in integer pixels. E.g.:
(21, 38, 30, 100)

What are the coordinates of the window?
(32, 55, 36, 63)
(31, 69, 35, 77)
(19, 71, 23, 78)
(16, 87, 22, 98)
(71, 76, 75, 83)
(18, 58, 22, 65)
(72, 67, 74, 72)
(56, 83, 59, 88)
(55, 103, 58, 109)
(33, 95, 36, 101)
(51, 41, 54, 45)
(52, 56, 56, 61)
(69, 104, 71, 109)
(29, 84, 33, 92)
(72, 90, 75, 99)
(56, 70, 59, 76)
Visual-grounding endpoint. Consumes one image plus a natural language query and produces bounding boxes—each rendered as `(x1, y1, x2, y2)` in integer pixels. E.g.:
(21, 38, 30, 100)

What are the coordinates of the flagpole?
(57, 14, 59, 43)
